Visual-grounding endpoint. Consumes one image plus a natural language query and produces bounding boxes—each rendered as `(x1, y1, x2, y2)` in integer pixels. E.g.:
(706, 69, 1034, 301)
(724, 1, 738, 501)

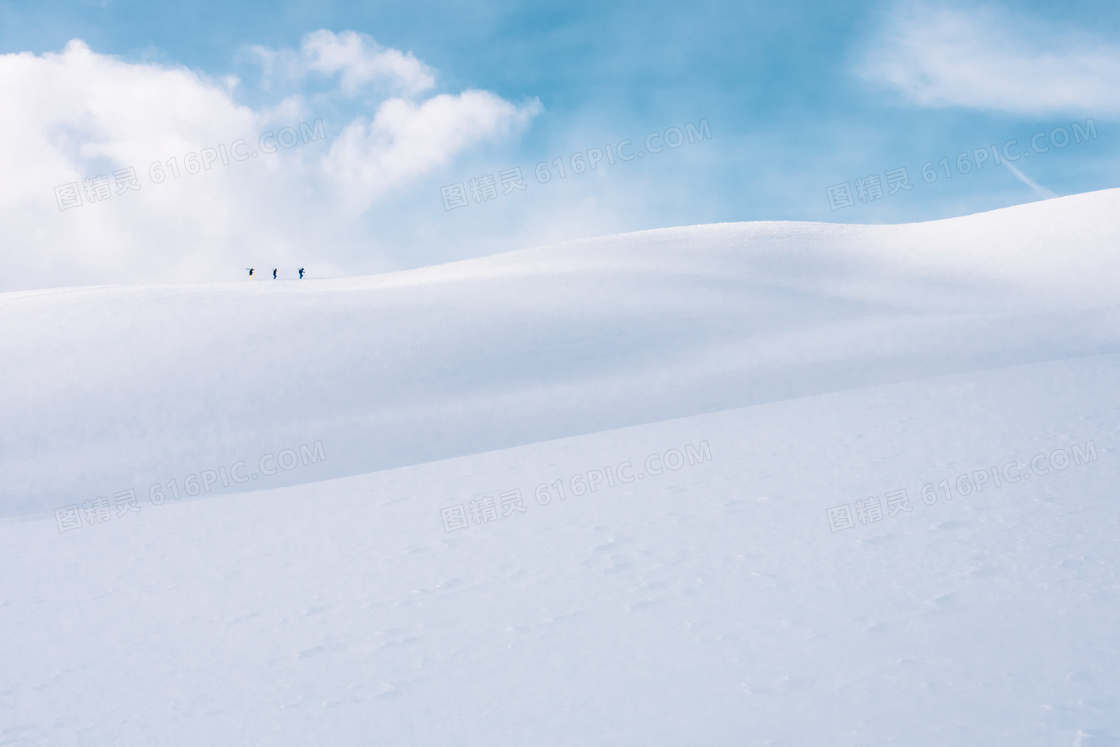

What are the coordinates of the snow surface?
(2, 189, 1119, 744)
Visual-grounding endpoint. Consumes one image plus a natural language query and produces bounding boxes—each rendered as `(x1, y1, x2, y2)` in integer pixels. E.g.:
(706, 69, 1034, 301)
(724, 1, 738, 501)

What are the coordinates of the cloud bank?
(857, 3, 1120, 117)
(0, 32, 540, 290)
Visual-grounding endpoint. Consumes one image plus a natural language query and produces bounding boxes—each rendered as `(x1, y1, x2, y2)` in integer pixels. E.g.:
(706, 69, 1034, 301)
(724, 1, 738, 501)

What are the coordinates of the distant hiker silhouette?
(272, 269, 277, 279)
(299, 268, 305, 279)
(248, 268, 254, 278)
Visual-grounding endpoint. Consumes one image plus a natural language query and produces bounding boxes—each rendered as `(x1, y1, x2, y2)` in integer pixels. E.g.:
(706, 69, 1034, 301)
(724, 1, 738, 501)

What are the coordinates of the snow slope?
(2, 189, 1119, 745)
(2, 188, 1119, 517)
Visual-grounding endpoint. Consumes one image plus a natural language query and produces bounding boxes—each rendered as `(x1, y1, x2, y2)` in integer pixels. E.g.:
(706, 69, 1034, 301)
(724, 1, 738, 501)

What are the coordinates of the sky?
(1, 0, 1119, 289)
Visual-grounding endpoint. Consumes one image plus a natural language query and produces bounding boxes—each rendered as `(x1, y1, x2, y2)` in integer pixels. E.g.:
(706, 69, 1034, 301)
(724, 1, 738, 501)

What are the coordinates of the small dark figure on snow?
(272, 268, 277, 279)
(299, 268, 305, 279)
(248, 268, 254, 278)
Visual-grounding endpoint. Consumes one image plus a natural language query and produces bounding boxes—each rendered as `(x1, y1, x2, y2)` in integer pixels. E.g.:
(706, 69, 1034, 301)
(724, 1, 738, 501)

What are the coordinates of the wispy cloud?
(250, 30, 436, 98)
(857, 2, 1120, 117)
(1002, 162, 1056, 199)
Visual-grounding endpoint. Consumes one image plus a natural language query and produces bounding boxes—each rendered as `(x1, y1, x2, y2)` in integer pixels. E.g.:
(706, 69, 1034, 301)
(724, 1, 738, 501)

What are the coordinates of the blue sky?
(2, 0, 1119, 286)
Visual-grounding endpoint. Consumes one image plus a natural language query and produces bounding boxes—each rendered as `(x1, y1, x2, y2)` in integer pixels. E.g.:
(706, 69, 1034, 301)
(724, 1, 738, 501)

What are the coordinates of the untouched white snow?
(2, 188, 1119, 516)
(2, 189, 1119, 744)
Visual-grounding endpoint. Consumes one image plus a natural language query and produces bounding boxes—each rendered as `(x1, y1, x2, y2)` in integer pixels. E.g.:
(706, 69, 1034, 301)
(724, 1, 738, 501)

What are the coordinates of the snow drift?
(3, 189, 1119, 517)
(3, 190, 1120, 745)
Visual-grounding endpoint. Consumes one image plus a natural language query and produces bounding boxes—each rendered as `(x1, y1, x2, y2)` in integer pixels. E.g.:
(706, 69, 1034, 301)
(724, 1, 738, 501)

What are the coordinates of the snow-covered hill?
(3, 189, 1119, 517)
(2, 190, 1119, 745)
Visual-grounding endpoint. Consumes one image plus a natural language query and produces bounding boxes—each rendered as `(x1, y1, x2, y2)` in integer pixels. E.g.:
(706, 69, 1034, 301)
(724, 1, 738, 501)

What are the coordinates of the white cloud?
(251, 30, 435, 97)
(325, 91, 543, 211)
(0, 36, 539, 290)
(857, 3, 1120, 117)
(301, 30, 435, 97)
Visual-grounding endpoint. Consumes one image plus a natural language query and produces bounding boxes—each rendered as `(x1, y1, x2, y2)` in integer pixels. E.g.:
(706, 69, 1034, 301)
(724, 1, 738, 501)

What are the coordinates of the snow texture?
(2, 189, 1119, 745)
